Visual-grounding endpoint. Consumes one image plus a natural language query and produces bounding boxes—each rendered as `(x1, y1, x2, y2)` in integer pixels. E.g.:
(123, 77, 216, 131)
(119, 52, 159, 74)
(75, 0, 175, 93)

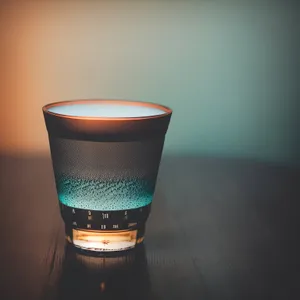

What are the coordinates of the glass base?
(66, 228, 145, 254)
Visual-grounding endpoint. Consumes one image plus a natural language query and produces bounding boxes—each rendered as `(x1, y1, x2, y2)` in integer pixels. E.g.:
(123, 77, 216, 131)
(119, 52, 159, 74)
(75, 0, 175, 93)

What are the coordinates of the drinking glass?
(43, 99, 172, 254)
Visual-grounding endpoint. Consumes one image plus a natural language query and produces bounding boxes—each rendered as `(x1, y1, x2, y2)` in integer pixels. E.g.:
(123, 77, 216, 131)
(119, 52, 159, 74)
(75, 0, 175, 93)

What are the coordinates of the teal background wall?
(1, 0, 299, 165)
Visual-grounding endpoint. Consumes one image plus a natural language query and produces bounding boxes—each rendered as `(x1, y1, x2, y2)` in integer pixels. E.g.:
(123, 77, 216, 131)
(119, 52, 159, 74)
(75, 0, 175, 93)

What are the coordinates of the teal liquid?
(56, 175, 155, 211)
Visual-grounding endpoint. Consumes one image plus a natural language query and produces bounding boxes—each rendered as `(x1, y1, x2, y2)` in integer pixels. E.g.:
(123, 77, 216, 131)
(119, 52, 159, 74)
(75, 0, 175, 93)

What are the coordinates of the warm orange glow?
(73, 229, 137, 243)
(100, 282, 106, 292)
(0, 2, 58, 155)
(72, 228, 139, 251)
(136, 236, 145, 244)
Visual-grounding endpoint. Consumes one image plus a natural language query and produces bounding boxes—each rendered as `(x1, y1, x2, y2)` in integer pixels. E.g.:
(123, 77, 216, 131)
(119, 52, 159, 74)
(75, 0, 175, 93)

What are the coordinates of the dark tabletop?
(0, 154, 299, 300)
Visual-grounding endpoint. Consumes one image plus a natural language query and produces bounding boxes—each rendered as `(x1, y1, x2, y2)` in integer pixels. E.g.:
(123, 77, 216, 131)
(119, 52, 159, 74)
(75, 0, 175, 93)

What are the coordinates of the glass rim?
(42, 99, 172, 121)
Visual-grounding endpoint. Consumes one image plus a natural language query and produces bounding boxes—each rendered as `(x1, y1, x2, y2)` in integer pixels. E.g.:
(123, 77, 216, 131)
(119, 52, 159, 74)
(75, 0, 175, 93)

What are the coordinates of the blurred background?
(0, 0, 299, 165)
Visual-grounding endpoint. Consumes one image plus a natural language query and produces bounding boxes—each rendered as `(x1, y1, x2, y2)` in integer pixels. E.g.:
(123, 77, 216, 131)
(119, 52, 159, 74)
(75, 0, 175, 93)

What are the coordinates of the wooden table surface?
(0, 154, 299, 300)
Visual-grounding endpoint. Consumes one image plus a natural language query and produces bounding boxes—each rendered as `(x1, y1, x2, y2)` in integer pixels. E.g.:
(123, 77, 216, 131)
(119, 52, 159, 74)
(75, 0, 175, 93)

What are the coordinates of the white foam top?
(47, 103, 166, 118)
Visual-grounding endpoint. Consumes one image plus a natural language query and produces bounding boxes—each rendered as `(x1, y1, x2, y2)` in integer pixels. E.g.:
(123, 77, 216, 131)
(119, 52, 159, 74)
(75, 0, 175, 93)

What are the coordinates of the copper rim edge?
(42, 99, 172, 121)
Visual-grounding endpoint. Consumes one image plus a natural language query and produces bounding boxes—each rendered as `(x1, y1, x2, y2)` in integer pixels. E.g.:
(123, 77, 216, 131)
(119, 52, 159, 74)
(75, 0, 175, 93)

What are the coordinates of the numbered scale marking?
(60, 203, 151, 231)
